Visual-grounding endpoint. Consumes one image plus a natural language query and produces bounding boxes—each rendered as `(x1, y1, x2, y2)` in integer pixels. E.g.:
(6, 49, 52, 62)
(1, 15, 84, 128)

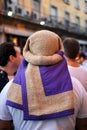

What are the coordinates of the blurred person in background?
(63, 37, 87, 91)
(78, 52, 87, 68)
(0, 42, 23, 92)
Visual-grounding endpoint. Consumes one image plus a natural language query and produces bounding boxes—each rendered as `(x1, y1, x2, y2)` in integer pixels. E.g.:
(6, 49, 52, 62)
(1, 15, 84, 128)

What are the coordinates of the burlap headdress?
(23, 30, 64, 65)
(6, 30, 74, 120)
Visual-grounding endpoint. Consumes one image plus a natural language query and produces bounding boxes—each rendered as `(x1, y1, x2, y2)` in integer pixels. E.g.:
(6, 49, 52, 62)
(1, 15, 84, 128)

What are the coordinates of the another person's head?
(79, 52, 87, 64)
(0, 42, 23, 76)
(63, 37, 80, 60)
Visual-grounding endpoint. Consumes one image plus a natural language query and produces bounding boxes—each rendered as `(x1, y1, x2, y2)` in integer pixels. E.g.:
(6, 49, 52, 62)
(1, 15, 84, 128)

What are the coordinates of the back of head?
(24, 30, 63, 56)
(23, 30, 64, 65)
(63, 37, 80, 59)
(0, 42, 16, 67)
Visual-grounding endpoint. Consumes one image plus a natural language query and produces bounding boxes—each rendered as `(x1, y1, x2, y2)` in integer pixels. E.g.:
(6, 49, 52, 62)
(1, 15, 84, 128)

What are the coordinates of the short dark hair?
(63, 37, 80, 59)
(80, 52, 86, 59)
(0, 42, 16, 66)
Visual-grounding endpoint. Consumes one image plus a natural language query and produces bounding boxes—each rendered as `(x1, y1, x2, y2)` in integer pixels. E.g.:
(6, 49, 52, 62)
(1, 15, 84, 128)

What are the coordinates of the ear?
(58, 37, 64, 52)
(75, 51, 80, 61)
(9, 55, 15, 62)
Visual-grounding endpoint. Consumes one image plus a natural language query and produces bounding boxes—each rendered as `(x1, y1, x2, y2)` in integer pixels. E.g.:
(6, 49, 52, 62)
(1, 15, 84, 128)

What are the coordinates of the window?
(85, 20, 87, 32)
(75, 16, 80, 30)
(4, 0, 15, 13)
(17, 7, 22, 14)
(64, 0, 70, 4)
(75, 0, 80, 9)
(64, 12, 70, 29)
(50, 5, 58, 24)
(84, 0, 87, 13)
(32, 0, 40, 12)
(32, 0, 41, 19)
(15, 5, 23, 15)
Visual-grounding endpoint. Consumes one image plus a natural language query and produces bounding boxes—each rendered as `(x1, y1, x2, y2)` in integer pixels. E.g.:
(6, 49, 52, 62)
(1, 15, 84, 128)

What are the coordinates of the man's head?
(0, 42, 23, 75)
(23, 30, 64, 65)
(63, 37, 80, 59)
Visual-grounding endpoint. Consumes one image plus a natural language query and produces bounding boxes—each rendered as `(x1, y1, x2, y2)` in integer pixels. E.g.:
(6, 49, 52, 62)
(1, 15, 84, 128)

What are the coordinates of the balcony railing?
(0, 9, 87, 36)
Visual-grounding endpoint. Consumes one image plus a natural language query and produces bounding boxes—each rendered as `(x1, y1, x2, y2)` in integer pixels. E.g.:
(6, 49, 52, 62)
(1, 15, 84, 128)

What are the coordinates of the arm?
(0, 80, 14, 130)
(75, 118, 87, 130)
(0, 120, 13, 130)
(71, 77, 87, 130)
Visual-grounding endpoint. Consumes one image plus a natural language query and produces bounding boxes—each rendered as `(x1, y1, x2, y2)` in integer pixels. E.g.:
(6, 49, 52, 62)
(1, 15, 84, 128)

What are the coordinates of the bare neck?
(66, 58, 80, 67)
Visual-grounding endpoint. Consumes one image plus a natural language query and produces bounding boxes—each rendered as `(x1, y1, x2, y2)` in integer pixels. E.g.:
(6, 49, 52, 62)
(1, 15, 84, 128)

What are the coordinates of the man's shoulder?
(71, 77, 87, 104)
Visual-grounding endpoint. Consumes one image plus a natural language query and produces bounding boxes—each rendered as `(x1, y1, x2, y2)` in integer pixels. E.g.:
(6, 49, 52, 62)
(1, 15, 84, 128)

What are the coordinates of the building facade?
(0, 0, 87, 53)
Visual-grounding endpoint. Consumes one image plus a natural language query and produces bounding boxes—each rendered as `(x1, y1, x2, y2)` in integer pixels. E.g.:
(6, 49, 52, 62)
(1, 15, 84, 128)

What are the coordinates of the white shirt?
(0, 77, 87, 130)
(81, 60, 87, 69)
(68, 65, 87, 91)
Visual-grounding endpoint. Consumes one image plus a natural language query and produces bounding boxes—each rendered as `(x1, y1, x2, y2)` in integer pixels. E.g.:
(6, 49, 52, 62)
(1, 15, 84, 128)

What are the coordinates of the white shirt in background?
(68, 65, 87, 91)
